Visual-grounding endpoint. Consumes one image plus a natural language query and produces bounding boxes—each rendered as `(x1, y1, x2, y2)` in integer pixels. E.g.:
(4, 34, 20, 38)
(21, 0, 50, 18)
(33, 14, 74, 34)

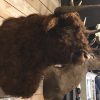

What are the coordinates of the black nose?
(74, 50, 88, 58)
(81, 50, 88, 59)
(71, 49, 88, 64)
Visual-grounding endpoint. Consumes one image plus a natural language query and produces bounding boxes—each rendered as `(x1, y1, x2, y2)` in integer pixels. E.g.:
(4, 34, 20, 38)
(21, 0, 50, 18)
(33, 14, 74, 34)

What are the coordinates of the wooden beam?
(4, 0, 39, 16)
(26, 0, 51, 15)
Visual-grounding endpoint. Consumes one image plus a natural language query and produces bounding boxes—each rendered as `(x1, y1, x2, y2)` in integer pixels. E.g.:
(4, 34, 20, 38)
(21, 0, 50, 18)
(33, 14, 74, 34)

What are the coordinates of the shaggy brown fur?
(0, 12, 91, 98)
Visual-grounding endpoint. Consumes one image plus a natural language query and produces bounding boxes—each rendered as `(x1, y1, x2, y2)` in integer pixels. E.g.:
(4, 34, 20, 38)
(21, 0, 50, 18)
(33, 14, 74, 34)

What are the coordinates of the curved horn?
(54, 5, 100, 15)
(85, 29, 100, 34)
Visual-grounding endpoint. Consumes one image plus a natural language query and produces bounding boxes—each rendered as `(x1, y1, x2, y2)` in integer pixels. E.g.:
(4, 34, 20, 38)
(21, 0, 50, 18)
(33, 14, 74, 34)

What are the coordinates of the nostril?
(80, 50, 88, 59)
(74, 49, 88, 58)
(71, 49, 89, 64)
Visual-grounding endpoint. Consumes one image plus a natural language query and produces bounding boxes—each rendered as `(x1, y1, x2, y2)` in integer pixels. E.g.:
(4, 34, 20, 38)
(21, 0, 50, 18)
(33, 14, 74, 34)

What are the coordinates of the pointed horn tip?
(70, 0, 74, 6)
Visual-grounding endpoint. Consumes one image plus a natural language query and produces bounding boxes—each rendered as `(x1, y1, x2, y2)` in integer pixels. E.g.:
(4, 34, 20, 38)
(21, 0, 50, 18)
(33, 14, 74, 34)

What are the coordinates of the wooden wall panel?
(5, 0, 39, 15)
(0, 0, 61, 19)
(0, 17, 4, 25)
(0, 0, 24, 18)
(39, 0, 61, 13)
(26, 0, 51, 15)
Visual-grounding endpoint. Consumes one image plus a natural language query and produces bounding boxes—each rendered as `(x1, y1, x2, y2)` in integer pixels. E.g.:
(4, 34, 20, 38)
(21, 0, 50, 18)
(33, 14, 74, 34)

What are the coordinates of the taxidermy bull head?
(0, 4, 100, 99)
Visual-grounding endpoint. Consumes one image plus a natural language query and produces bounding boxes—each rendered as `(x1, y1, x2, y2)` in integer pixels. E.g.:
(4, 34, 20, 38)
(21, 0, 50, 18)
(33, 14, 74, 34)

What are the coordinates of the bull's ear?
(43, 15, 58, 32)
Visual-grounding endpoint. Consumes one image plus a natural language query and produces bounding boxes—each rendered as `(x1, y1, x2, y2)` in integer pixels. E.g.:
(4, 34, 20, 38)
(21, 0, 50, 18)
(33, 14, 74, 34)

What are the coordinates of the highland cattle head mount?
(0, 3, 100, 98)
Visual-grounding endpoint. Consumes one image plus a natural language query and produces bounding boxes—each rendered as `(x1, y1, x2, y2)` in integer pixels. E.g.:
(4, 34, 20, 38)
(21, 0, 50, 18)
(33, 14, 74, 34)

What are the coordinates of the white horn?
(70, 0, 74, 6)
(78, 0, 82, 6)
(83, 17, 87, 25)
